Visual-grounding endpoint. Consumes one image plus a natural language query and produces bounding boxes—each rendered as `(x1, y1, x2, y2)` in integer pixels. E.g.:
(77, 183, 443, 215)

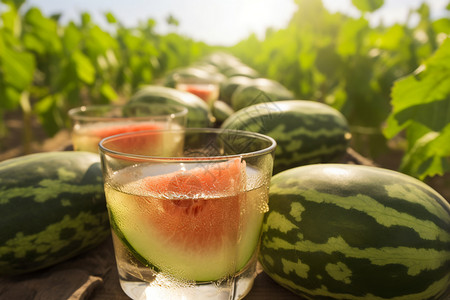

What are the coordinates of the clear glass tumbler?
(68, 103, 187, 153)
(99, 128, 276, 300)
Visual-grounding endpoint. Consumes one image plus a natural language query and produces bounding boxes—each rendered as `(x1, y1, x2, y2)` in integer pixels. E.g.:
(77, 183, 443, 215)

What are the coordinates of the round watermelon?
(260, 163, 450, 300)
(221, 100, 351, 174)
(0, 151, 109, 276)
(230, 78, 294, 111)
(128, 85, 214, 128)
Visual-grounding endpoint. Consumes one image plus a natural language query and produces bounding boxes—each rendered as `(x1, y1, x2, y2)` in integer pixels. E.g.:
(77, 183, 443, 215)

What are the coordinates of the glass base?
(117, 260, 257, 300)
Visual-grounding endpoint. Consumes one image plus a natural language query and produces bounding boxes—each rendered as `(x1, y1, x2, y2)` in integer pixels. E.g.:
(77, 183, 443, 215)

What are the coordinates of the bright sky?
(19, 0, 449, 46)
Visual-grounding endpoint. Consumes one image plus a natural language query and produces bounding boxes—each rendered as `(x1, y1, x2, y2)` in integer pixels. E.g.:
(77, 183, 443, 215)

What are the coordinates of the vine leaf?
(351, 0, 384, 13)
(384, 38, 450, 179)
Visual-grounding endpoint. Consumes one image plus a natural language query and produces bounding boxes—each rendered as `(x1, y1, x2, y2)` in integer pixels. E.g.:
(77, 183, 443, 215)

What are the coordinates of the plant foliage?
(0, 0, 449, 182)
(229, 0, 450, 180)
(0, 1, 213, 144)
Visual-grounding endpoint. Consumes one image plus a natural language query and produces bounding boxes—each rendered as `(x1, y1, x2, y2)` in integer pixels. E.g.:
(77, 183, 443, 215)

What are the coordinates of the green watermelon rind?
(105, 160, 263, 282)
(212, 100, 235, 124)
(108, 209, 161, 273)
(0, 151, 110, 276)
(221, 100, 351, 174)
(260, 164, 450, 300)
(230, 81, 295, 111)
(219, 76, 256, 105)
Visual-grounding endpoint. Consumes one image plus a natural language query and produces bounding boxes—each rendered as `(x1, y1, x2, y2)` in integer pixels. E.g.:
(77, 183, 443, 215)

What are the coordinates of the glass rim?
(99, 128, 277, 161)
(68, 103, 188, 122)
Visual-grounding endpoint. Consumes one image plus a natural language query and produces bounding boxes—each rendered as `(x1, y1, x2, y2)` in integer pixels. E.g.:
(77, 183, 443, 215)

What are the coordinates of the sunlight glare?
(323, 166, 351, 178)
(200, 0, 296, 46)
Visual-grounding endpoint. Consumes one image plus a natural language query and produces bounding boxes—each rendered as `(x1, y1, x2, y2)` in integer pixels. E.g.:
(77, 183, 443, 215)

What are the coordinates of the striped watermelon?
(162, 66, 219, 88)
(221, 100, 351, 174)
(222, 63, 260, 78)
(0, 151, 109, 276)
(199, 52, 246, 73)
(212, 100, 235, 124)
(128, 85, 214, 128)
(230, 78, 294, 111)
(163, 65, 226, 89)
(219, 75, 255, 105)
(260, 164, 450, 300)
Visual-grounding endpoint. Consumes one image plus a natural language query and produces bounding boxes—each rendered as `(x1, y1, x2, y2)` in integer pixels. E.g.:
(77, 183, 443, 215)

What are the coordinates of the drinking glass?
(99, 128, 276, 300)
(174, 74, 221, 105)
(68, 103, 187, 153)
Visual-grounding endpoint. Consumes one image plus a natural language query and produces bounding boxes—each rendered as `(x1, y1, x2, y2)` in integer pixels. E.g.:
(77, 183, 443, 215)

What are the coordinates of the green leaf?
(417, 3, 431, 20)
(337, 18, 369, 57)
(1, 4, 20, 36)
(0, 44, 35, 90)
(84, 25, 118, 57)
(166, 14, 179, 27)
(384, 39, 450, 138)
(0, 33, 20, 109)
(23, 7, 61, 54)
(427, 37, 450, 68)
(49, 13, 61, 22)
(1, 0, 25, 9)
(81, 12, 91, 27)
(384, 38, 450, 179)
(105, 12, 117, 24)
(400, 125, 450, 179)
(22, 33, 45, 54)
(315, 44, 342, 78)
(71, 50, 95, 84)
(404, 122, 433, 151)
(397, 98, 450, 133)
(147, 19, 156, 30)
(0, 81, 21, 109)
(122, 32, 141, 51)
(377, 24, 406, 51)
(62, 22, 82, 52)
(430, 124, 450, 157)
(100, 83, 118, 101)
(34, 94, 60, 136)
(351, 0, 384, 13)
(433, 18, 450, 35)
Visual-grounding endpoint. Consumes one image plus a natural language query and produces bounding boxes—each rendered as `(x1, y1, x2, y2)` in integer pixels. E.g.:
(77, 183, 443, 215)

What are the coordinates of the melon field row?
(1, 0, 449, 186)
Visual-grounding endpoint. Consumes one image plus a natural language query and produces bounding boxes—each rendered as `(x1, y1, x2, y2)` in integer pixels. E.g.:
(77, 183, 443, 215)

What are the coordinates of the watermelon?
(163, 66, 211, 88)
(219, 76, 255, 105)
(0, 151, 109, 276)
(163, 65, 226, 89)
(128, 85, 214, 127)
(199, 52, 244, 72)
(164, 66, 220, 88)
(221, 100, 351, 174)
(222, 63, 260, 78)
(260, 164, 450, 300)
(212, 100, 235, 125)
(230, 78, 294, 111)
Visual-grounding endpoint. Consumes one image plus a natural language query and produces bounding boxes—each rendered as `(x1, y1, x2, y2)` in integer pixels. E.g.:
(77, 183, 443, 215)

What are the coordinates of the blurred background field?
(0, 0, 449, 199)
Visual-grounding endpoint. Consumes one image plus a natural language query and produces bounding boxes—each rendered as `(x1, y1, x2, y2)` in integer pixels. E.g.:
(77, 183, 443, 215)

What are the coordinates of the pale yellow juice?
(105, 162, 269, 299)
(72, 121, 182, 153)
